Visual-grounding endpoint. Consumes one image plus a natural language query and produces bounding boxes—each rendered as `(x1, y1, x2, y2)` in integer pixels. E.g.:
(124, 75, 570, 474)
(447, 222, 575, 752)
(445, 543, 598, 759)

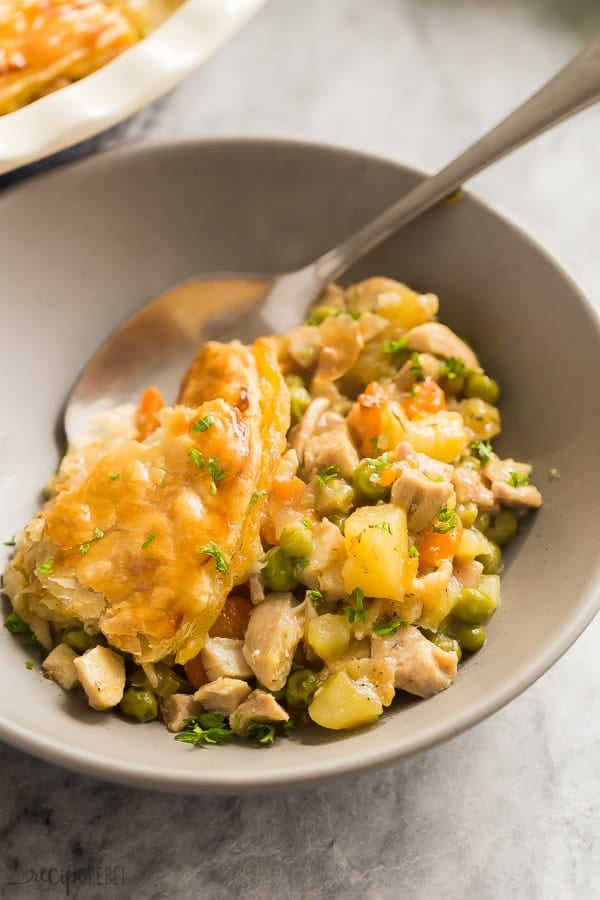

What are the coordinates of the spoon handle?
(313, 38, 600, 284)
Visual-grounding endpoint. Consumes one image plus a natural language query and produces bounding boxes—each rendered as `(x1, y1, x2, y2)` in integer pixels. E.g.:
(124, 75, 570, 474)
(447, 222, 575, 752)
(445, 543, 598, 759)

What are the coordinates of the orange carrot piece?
(209, 595, 254, 640)
(271, 476, 306, 503)
(347, 381, 389, 457)
(183, 653, 209, 690)
(418, 518, 463, 568)
(401, 380, 446, 419)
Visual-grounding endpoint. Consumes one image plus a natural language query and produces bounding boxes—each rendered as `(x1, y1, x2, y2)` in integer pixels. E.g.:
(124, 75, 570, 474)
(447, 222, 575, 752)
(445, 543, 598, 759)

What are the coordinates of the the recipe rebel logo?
(5, 864, 127, 896)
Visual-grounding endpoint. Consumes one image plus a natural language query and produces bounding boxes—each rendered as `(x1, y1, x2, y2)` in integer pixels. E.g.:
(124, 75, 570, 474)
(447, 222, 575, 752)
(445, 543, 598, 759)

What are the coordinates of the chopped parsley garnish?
(245, 721, 276, 746)
(25, 660, 34, 671)
(372, 617, 407, 636)
(36, 558, 54, 575)
(92, 527, 105, 540)
(3, 612, 30, 635)
(508, 471, 530, 488)
(207, 457, 227, 494)
(141, 533, 156, 550)
(471, 439, 493, 465)
(370, 521, 393, 535)
(306, 589, 323, 606)
(316, 464, 341, 485)
(383, 337, 408, 355)
(345, 587, 366, 623)
(192, 414, 215, 433)
(174, 713, 233, 747)
(302, 518, 313, 529)
(79, 543, 90, 556)
(3, 536, 16, 547)
(198, 541, 229, 573)
(249, 490, 267, 510)
(439, 357, 467, 380)
(410, 352, 425, 382)
(108, 472, 121, 482)
(408, 545, 420, 559)
(188, 448, 205, 469)
(432, 506, 459, 534)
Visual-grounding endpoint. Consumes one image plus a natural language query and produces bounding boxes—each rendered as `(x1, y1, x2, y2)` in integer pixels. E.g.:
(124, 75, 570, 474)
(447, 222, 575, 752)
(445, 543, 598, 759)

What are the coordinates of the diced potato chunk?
(378, 403, 408, 453)
(342, 658, 396, 706)
(307, 614, 352, 663)
(406, 411, 469, 463)
(456, 528, 494, 560)
(342, 504, 409, 600)
(42, 643, 79, 690)
(73, 645, 125, 711)
(308, 671, 383, 730)
(479, 574, 501, 610)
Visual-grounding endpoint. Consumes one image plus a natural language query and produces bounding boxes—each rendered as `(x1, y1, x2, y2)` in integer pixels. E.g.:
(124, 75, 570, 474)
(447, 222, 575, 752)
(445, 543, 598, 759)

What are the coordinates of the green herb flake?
(198, 541, 229, 573)
(471, 439, 493, 466)
(383, 337, 408, 355)
(108, 472, 121, 482)
(249, 490, 267, 510)
(432, 506, 459, 535)
(25, 660, 34, 671)
(306, 589, 323, 606)
(370, 521, 393, 535)
(36, 558, 54, 575)
(3, 536, 16, 547)
(174, 713, 233, 747)
(3, 612, 30, 635)
(372, 617, 407, 636)
(410, 352, 425, 383)
(245, 721, 276, 747)
(208, 457, 227, 495)
(192, 414, 215, 433)
(79, 543, 90, 556)
(302, 518, 313, 529)
(92, 527, 105, 540)
(141, 533, 156, 550)
(188, 448, 205, 469)
(408, 545, 420, 559)
(508, 470, 530, 488)
(345, 587, 367, 623)
(440, 357, 467, 380)
(316, 464, 341, 485)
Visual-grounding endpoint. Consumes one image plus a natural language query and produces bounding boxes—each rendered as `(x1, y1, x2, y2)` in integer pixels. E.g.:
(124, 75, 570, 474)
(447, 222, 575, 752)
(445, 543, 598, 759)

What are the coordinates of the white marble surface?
(1, 1, 599, 898)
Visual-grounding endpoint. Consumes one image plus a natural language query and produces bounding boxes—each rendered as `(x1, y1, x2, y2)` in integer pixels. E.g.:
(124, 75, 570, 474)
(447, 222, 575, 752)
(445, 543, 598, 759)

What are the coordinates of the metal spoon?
(65, 38, 600, 443)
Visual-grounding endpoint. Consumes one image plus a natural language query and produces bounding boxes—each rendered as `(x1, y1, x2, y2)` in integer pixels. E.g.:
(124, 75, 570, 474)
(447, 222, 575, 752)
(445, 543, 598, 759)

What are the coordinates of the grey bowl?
(1, 139, 599, 793)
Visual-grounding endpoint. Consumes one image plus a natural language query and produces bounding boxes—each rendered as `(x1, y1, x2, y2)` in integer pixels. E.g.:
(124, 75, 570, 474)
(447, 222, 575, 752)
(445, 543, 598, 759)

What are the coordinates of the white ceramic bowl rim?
(0, 137, 599, 794)
(0, 0, 266, 176)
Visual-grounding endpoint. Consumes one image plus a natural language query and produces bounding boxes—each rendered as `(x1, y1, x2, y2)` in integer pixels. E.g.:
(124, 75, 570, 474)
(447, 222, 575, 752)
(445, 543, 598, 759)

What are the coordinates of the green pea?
(422, 630, 462, 661)
(475, 511, 492, 534)
(457, 502, 478, 528)
(262, 547, 299, 592)
(285, 668, 320, 708)
(352, 458, 389, 501)
(487, 509, 518, 547)
(328, 512, 347, 534)
(477, 541, 502, 574)
(305, 305, 340, 325)
(450, 622, 487, 653)
(466, 373, 500, 405)
(119, 687, 158, 723)
(314, 477, 355, 516)
(62, 629, 95, 653)
(289, 386, 311, 425)
(279, 523, 314, 559)
(452, 588, 496, 625)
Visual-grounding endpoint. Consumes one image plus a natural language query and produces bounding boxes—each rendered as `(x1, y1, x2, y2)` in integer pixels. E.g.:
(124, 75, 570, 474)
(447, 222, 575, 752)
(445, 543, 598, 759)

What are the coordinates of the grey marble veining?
(1, 1, 599, 898)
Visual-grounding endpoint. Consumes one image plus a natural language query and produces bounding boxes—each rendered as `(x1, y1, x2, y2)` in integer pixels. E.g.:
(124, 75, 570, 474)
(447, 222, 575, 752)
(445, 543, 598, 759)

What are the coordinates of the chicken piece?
(314, 314, 363, 384)
(163, 693, 203, 733)
(452, 465, 497, 512)
(303, 424, 360, 481)
(289, 397, 330, 468)
(201, 638, 253, 681)
(453, 557, 484, 589)
(229, 689, 289, 735)
(73, 646, 125, 711)
(301, 518, 347, 600)
(194, 677, 252, 716)
(371, 625, 458, 698)
(391, 467, 454, 533)
(404, 322, 480, 370)
(285, 325, 323, 368)
(42, 643, 79, 690)
(242, 595, 304, 692)
(394, 353, 441, 391)
(248, 574, 265, 605)
(394, 441, 453, 480)
(483, 456, 542, 509)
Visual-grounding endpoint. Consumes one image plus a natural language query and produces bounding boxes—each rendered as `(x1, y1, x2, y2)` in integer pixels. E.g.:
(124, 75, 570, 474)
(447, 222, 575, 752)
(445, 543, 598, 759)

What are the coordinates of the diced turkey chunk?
(392, 467, 454, 533)
(303, 424, 359, 481)
(453, 557, 484, 589)
(452, 465, 497, 511)
(229, 689, 289, 735)
(42, 643, 79, 690)
(405, 322, 479, 370)
(289, 397, 330, 467)
(163, 693, 203, 733)
(194, 677, 252, 716)
(286, 325, 322, 369)
(200, 638, 253, 681)
(301, 518, 347, 600)
(483, 456, 542, 509)
(395, 353, 441, 391)
(371, 625, 458, 698)
(73, 645, 125, 711)
(242, 595, 304, 692)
